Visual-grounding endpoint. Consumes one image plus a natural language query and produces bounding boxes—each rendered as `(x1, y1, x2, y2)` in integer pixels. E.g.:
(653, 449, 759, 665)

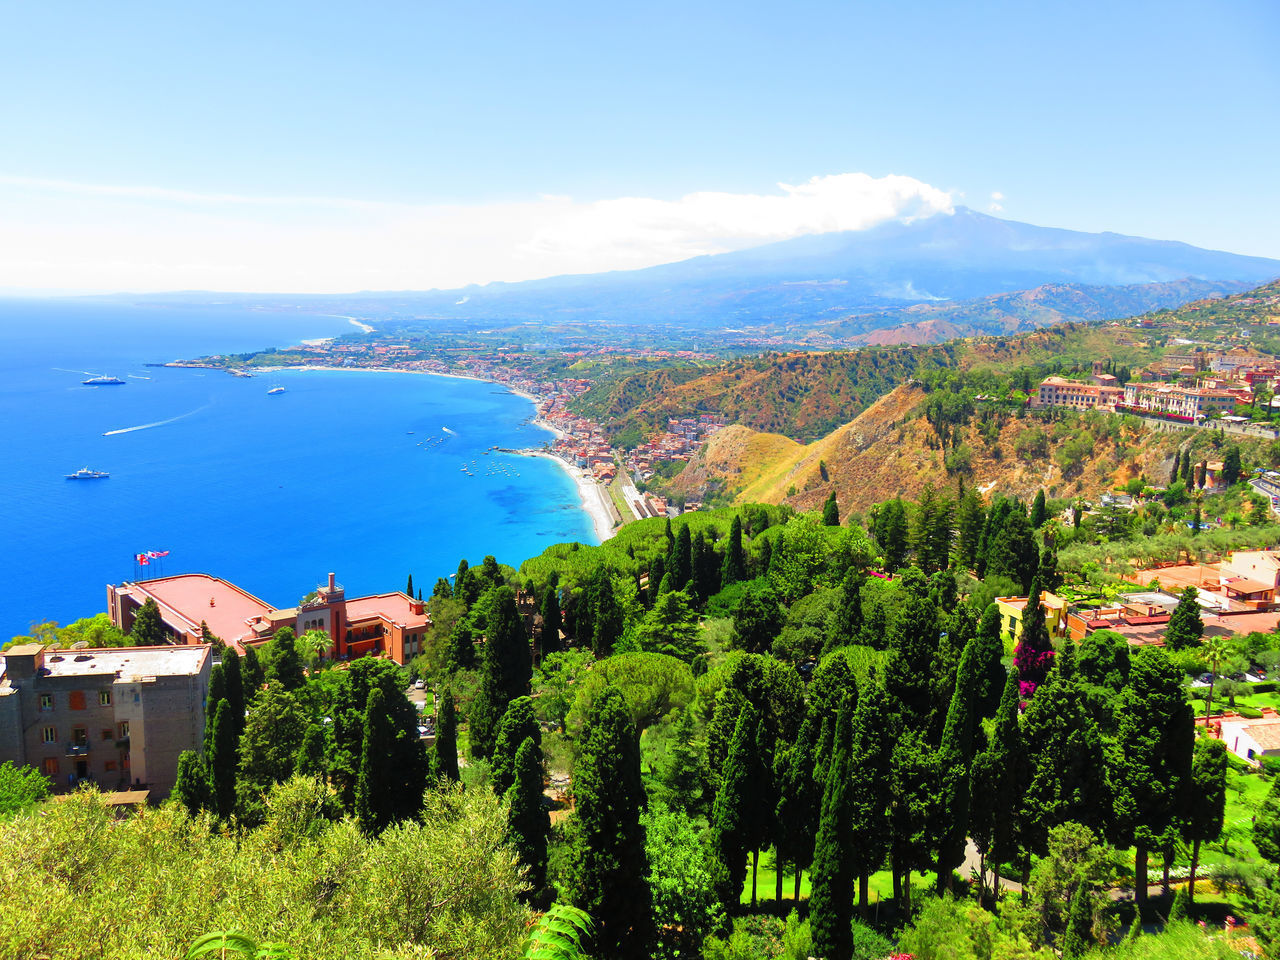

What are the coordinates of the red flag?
(138, 555, 150, 566)
(153, 550, 170, 558)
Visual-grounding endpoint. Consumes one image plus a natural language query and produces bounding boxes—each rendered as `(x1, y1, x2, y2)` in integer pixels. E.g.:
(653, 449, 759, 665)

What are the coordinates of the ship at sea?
(65, 467, 109, 480)
(267, 385, 285, 395)
(82, 375, 125, 385)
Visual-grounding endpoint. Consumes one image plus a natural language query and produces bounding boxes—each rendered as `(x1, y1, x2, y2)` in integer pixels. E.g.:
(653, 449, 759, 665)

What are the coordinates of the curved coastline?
(249, 363, 614, 544)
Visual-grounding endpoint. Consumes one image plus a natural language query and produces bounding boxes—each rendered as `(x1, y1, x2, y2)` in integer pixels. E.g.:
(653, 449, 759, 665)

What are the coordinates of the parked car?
(414, 678, 425, 690)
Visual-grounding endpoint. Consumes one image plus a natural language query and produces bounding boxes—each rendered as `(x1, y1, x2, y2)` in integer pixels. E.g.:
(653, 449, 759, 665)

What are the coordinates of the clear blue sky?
(1, 0, 1277, 292)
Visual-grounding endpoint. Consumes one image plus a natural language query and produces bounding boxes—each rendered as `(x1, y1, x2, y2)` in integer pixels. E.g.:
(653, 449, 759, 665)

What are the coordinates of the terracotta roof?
(1222, 576, 1273, 594)
(1245, 721, 1280, 752)
(131, 574, 274, 645)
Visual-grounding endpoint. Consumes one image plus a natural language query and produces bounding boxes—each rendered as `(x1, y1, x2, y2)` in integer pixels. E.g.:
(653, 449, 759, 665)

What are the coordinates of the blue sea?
(0, 298, 595, 639)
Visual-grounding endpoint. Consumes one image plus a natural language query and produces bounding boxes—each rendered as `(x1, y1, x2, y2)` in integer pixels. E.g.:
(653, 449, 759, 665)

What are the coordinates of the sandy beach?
(524, 451, 619, 543)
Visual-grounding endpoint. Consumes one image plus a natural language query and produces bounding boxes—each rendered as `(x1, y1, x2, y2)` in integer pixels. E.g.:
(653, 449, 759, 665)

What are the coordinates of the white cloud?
(0, 171, 954, 294)
(989, 190, 1005, 213)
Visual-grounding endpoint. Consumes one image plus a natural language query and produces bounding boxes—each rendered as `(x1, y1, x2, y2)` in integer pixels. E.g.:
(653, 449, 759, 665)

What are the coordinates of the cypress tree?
(671, 525, 693, 592)
(294, 724, 327, 780)
(263, 628, 305, 691)
(491, 696, 541, 796)
(1180, 451, 1194, 486)
(222, 649, 246, 737)
(1185, 738, 1226, 905)
(953, 486, 986, 570)
(539, 575, 562, 656)
(969, 672, 1026, 901)
(207, 699, 238, 819)
(648, 555, 666, 600)
(1030, 489, 1048, 529)
(1020, 652, 1110, 859)
(590, 568, 624, 656)
(204, 665, 226, 753)
(445, 620, 476, 672)
(711, 703, 758, 906)
(972, 605, 1007, 718)
(848, 681, 892, 910)
(1115, 647, 1195, 911)
(751, 710, 779, 907)
(568, 686, 652, 960)
(1170, 449, 1182, 485)
(129, 597, 167, 645)
(721, 514, 746, 585)
(883, 584, 941, 728)
(810, 697, 855, 960)
(1060, 882, 1094, 959)
(987, 505, 1038, 593)
(822, 490, 840, 526)
(692, 530, 719, 602)
(936, 637, 984, 890)
(662, 706, 705, 815)
(1164, 586, 1204, 651)
(174, 749, 211, 815)
(757, 536, 773, 578)
(240, 645, 264, 707)
(774, 710, 821, 901)
(1223, 445, 1242, 486)
(199, 620, 223, 649)
(730, 581, 784, 655)
(468, 586, 531, 759)
(1013, 576, 1054, 697)
(406, 573, 414, 597)
(435, 687, 460, 782)
(825, 570, 864, 651)
(355, 688, 395, 833)
(875, 498, 909, 571)
(506, 736, 550, 905)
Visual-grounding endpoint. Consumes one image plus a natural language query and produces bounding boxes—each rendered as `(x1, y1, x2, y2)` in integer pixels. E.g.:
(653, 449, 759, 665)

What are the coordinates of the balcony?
(65, 741, 90, 757)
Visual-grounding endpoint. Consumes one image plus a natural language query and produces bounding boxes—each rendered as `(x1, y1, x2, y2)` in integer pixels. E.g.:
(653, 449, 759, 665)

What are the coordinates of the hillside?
(830, 277, 1251, 345)
(668, 384, 1269, 514)
(579, 278, 1280, 446)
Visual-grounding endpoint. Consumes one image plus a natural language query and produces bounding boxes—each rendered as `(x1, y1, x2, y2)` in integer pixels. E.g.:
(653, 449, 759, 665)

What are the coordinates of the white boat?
(267, 386, 285, 395)
(66, 467, 109, 480)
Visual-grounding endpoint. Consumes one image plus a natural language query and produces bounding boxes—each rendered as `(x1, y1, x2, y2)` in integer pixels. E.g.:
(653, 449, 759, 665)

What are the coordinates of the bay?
(0, 298, 595, 639)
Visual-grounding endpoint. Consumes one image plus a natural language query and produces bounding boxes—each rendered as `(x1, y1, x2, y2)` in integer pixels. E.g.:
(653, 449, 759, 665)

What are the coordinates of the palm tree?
(1202, 635, 1230, 721)
(295, 629, 332, 668)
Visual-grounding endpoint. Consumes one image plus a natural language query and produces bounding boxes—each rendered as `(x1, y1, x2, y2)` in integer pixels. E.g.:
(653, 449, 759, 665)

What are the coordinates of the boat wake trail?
(53, 367, 96, 376)
(103, 403, 210, 436)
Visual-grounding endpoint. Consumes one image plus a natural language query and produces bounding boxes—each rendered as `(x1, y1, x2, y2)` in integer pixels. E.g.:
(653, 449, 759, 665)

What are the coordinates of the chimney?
(328, 572, 336, 592)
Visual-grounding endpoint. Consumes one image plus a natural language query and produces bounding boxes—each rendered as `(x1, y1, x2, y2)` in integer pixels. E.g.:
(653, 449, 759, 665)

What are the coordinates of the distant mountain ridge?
(830, 277, 1252, 346)
(114, 208, 1280, 338)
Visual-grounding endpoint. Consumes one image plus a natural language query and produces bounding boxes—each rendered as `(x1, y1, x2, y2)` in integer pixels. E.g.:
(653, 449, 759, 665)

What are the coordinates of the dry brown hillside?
(670, 385, 1223, 514)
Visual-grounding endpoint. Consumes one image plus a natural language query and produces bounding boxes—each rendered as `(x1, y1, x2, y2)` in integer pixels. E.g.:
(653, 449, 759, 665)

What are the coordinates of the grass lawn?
(739, 849, 933, 908)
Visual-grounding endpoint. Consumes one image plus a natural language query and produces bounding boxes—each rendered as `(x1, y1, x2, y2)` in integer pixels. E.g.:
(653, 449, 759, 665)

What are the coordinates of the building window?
(101, 729, 113, 741)
(99, 690, 112, 707)
(117, 721, 130, 739)
(41, 726, 56, 744)
(72, 727, 88, 747)
(104, 761, 117, 772)
(68, 691, 86, 711)
(39, 693, 53, 712)
(41, 758, 58, 777)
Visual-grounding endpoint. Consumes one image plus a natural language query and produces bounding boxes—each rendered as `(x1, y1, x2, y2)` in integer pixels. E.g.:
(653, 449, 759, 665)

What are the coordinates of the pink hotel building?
(108, 572, 430, 665)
